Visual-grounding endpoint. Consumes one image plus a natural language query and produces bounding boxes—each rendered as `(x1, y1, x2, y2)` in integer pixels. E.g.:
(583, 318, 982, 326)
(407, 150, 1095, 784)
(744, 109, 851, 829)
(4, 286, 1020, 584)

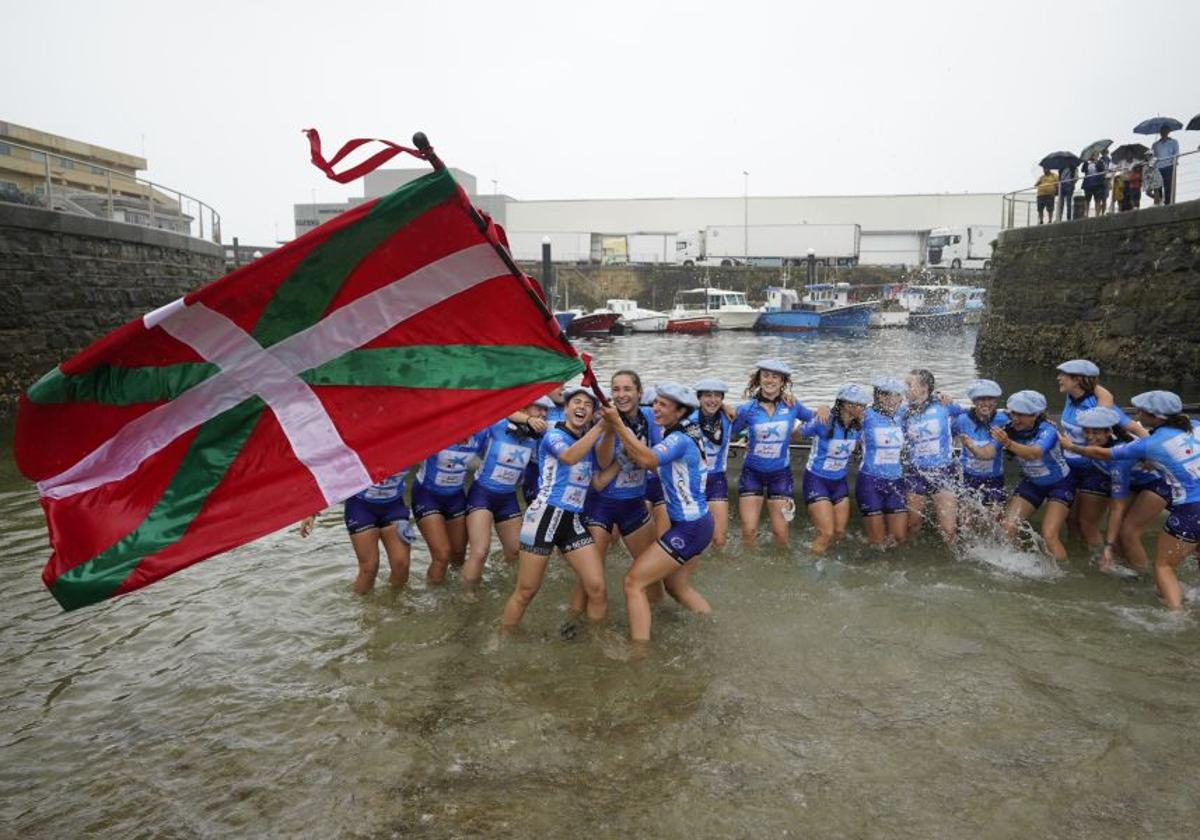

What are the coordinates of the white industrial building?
(294, 168, 1003, 268)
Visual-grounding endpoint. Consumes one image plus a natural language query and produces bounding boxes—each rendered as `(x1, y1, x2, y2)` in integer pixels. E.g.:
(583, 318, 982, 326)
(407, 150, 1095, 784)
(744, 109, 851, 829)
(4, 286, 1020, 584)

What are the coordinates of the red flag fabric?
(16, 165, 582, 610)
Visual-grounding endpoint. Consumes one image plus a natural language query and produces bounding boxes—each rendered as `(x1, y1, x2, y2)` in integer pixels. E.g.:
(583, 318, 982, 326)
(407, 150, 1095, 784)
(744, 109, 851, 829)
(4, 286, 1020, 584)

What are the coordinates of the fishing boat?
(566, 310, 621, 337)
(906, 287, 968, 332)
(671, 287, 760, 330)
(754, 285, 875, 331)
(604, 299, 668, 333)
(869, 298, 909, 328)
(666, 314, 718, 334)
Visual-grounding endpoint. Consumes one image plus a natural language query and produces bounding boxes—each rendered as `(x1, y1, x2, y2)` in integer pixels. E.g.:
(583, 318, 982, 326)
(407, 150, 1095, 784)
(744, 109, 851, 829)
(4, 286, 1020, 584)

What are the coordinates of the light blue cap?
(561, 384, 597, 405)
(873, 376, 904, 394)
(655, 380, 699, 409)
(533, 396, 555, 409)
(756, 358, 792, 377)
(1131, 390, 1183, 418)
(1057, 359, 1100, 377)
(1076, 406, 1122, 428)
(694, 377, 730, 395)
(966, 379, 1002, 400)
(1006, 389, 1047, 414)
(640, 386, 657, 405)
(836, 383, 872, 405)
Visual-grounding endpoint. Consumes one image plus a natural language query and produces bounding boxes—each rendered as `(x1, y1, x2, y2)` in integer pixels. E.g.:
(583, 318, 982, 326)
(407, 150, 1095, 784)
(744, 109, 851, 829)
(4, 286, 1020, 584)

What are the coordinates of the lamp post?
(742, 170, 749, 264)
(806, 247, 816, 286)
(542, 235, 555, 310)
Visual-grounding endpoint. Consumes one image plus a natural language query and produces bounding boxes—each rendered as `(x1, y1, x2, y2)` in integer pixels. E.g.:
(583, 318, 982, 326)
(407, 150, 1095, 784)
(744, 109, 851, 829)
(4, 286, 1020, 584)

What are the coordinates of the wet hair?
(908, 368, 936, 402)
(1162, 413, 1194, 432)
(611, 369, 643, 394)
(744, 369, 793, 401)
(872, 387, 898, 414)
(827, 398, 863, 438)
(1064, 374, 1098, 400)
(966, 404, 995, 433)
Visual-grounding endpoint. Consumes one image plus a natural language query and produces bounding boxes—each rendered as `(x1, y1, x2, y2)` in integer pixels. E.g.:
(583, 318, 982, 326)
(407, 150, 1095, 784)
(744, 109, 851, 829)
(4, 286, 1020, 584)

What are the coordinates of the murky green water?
(2, 329, 1199, 838)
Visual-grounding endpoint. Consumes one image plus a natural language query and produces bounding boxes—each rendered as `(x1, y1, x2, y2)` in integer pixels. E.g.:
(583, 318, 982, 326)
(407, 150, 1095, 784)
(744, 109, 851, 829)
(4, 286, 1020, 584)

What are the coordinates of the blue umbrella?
(1039, 150, 1080, 170)
(1133, 116, 1183, 134)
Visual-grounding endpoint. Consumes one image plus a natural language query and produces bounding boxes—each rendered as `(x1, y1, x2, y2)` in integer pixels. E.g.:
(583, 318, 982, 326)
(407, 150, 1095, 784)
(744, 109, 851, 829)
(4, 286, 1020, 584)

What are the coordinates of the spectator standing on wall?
(1035, 167, 1058, 224)
(1151, 126, 1179, 205)
(1124, 163, 1143, 210)
(1057, 165, 1077, 222)
(1144, 157, 1164, 205)
(1110, 165, 1125, 213)
(1081, 152, 1108, 218)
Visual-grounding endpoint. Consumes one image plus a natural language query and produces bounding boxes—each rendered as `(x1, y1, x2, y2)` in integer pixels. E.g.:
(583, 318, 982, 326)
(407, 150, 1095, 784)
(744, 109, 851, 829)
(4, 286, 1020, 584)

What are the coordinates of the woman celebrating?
(461, 399, 550, 589)
(800, 383, 869, 554)
(903, 369, 963, 543)
(731, 359, 823, 546)
(601, 382, 713, 642)
(501, 385, 618, 631)
(693, 377, 734, 548)
(990, 390, 1073, 561)
(299, 469, 416, 595)
(954, 380, 1008, 509)
(857, 376, 909, 547)
(412, 434, 484, 584)
(1061, 391, 1200, 609)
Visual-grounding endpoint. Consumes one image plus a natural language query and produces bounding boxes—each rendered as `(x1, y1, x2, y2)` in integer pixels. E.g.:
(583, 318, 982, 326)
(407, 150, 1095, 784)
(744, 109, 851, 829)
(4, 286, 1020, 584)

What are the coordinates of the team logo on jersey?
(758, 421, 789, 442)
(669, 536, 686, 550)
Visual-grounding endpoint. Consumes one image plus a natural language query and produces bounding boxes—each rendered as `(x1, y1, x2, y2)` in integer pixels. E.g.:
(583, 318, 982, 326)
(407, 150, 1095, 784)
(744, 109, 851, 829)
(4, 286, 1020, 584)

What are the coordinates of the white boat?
(604, 298, 668, 333)
(963, 286, 987, 324)
(672, 287, 761, 330)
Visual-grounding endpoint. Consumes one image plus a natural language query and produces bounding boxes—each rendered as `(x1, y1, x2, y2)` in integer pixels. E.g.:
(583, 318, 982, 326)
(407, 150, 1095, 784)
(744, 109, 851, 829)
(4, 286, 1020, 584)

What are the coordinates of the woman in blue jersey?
(1055, 359, 1144, 553)
(954, 380, 1008, 509)
(989, 390, 1073, 561)
(693, 377, 734, 548)
(522, 394, 561, 505)
(601, 382, 712, 642)
(640, 385, 671, 536)
(1061, 391, 1200, 610)
(857, 376, 909, 547)
(731, 359, 824, 547)
(412, 433, 484, 584)
(501, 386, 618, 631)
(461, 398, 551, 589)
(299, 469, 416, 595)
(800, 383, 869, 554)
(1063, 407, 1151, 578)
(903, 369, 963, 543)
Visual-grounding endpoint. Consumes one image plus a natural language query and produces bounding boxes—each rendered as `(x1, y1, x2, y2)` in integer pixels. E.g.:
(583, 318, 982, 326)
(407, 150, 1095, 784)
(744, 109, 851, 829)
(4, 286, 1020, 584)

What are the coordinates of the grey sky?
(4, 0, 1198, 245)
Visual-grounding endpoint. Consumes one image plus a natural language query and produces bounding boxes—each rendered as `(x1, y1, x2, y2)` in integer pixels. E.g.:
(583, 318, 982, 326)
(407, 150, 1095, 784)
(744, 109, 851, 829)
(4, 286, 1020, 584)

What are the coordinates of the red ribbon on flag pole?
(579, 354, 609, 407)
(303, 129, 431, 183)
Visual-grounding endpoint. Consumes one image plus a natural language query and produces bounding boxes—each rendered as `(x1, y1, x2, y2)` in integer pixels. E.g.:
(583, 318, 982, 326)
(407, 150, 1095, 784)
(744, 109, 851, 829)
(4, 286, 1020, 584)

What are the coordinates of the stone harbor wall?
(975, 200, 1200, 387)
(0, 203, 224, 414)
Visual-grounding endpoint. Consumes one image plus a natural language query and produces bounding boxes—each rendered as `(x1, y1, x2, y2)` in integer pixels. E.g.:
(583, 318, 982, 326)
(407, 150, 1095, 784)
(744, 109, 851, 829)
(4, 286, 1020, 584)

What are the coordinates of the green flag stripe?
(49, 397, 265, 610)
(26, 362, 219, 405)
(253, 169, 458, 349)
(300, 345, 584, 390)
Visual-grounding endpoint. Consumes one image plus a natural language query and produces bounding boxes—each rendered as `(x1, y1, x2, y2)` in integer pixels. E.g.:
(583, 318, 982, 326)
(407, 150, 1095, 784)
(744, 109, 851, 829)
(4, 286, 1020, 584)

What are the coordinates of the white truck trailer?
(674, 224, 861, 267)
(926, 225, 999, 270)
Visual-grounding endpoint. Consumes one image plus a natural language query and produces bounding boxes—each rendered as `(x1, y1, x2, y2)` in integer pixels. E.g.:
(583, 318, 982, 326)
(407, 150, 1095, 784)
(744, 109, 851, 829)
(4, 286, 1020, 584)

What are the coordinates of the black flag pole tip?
(412, 132, 445, 170)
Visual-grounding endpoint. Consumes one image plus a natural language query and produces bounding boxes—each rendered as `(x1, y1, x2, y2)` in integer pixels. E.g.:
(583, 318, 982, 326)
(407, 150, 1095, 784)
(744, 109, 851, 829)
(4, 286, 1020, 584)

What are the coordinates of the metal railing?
(0, 138, 221, 243)
(1001, 147, 1200, 229)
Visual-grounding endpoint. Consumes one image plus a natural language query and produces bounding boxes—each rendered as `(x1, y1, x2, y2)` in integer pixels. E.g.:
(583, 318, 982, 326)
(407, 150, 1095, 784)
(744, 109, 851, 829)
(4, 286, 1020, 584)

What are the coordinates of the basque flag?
(15, 133, 582, 610)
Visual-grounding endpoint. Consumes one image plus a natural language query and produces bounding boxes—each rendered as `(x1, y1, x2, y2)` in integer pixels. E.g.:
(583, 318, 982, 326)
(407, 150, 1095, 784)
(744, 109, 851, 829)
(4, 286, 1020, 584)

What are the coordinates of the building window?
(28, 149, 45, 163)
(0, 142, 10, 155)
(58, 157, 75, 170)
(89, 165, 105, 175)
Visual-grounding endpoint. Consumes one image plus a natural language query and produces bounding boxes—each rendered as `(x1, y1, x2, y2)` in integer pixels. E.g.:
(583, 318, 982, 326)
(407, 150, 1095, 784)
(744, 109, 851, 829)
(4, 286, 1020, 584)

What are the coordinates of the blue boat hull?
(554, 312, 576, 331)
(754, 303, 874, 332)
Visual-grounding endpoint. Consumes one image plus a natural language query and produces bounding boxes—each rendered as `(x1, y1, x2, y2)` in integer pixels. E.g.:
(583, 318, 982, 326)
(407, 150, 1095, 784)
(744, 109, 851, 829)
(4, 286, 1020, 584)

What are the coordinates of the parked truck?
(674, 224, 861, 267)
(926, 225, 999, 270)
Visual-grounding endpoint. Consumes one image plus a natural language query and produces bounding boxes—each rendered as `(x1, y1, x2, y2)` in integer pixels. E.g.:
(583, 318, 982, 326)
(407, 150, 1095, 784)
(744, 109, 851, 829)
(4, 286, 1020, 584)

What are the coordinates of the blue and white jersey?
(860, 408, 905, 479)
(902, 401, 962, 470)
(546, 404, 566, 424)
(653, 429, 708, 522)
(1110, 426, 1200, 506)
(801, 417, 861, 480)
(731, 399, 814, 472)
(597, 407, 660, 500)
(1089, 457, 1135, 500)
(1013, 421, 1071, 486)
(689, 409, 733, 474)
(474, 420, 539, 494)
(415, 435, 482, 496)
(535, 425, 596, 513)
(954, 410, 1009, 478)
(354, 468, 409, 503)
(1060, 394, 1131, 465)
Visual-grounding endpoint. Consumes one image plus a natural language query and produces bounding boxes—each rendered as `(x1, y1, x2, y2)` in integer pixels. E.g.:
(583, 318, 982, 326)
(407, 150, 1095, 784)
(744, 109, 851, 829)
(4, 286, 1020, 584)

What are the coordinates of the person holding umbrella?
(1057, 164, 1077, 221)
(1081, 151, 1108, 218)
(1152, 126, 1179, 205)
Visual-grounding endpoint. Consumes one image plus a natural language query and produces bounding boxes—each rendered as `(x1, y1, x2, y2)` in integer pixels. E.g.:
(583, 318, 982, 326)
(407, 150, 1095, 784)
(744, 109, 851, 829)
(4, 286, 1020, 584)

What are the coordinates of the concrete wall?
(0, 203, 224, 413)
(975, 200, 1200, 386)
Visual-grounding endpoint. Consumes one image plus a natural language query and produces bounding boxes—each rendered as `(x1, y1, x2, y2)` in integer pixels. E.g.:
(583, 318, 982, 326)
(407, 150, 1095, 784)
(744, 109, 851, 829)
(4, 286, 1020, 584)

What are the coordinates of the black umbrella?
(1039, 150, 1081, 170)
(1133, 116, 1183, 134)
(1111, 143, 1149, 165)
(1187, 113, 1200, 132)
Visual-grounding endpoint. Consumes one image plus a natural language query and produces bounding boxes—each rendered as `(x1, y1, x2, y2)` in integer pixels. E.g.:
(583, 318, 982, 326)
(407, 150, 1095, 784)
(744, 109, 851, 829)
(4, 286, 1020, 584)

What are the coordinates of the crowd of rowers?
(301, 358, 1200, 639)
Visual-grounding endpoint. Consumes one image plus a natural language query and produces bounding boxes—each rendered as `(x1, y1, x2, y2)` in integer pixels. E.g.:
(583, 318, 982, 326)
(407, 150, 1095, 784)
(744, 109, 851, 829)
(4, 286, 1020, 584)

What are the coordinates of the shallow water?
(2, 329, 1199, 838)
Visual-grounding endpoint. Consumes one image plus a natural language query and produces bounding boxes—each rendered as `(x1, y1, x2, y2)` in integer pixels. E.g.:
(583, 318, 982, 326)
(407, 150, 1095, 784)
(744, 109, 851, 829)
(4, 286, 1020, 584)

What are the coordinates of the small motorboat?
(671, 287, 761, 330)
(754, 286, 875, 331)
(906, 287, 968, 332)
(566, 310, 621, 337)
(666, 314, 718, 334)
(554, 310, 578, 332)
(604, 299, 668, 333)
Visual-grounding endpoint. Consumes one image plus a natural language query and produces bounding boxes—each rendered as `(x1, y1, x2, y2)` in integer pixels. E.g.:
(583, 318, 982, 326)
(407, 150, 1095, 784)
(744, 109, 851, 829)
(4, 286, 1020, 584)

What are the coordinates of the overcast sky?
(4, 0, 1198, 244)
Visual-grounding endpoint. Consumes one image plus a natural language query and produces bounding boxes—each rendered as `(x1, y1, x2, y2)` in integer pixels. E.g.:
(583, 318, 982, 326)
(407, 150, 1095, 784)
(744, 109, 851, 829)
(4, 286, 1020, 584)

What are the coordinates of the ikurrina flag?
(15, 146, 582, 610)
